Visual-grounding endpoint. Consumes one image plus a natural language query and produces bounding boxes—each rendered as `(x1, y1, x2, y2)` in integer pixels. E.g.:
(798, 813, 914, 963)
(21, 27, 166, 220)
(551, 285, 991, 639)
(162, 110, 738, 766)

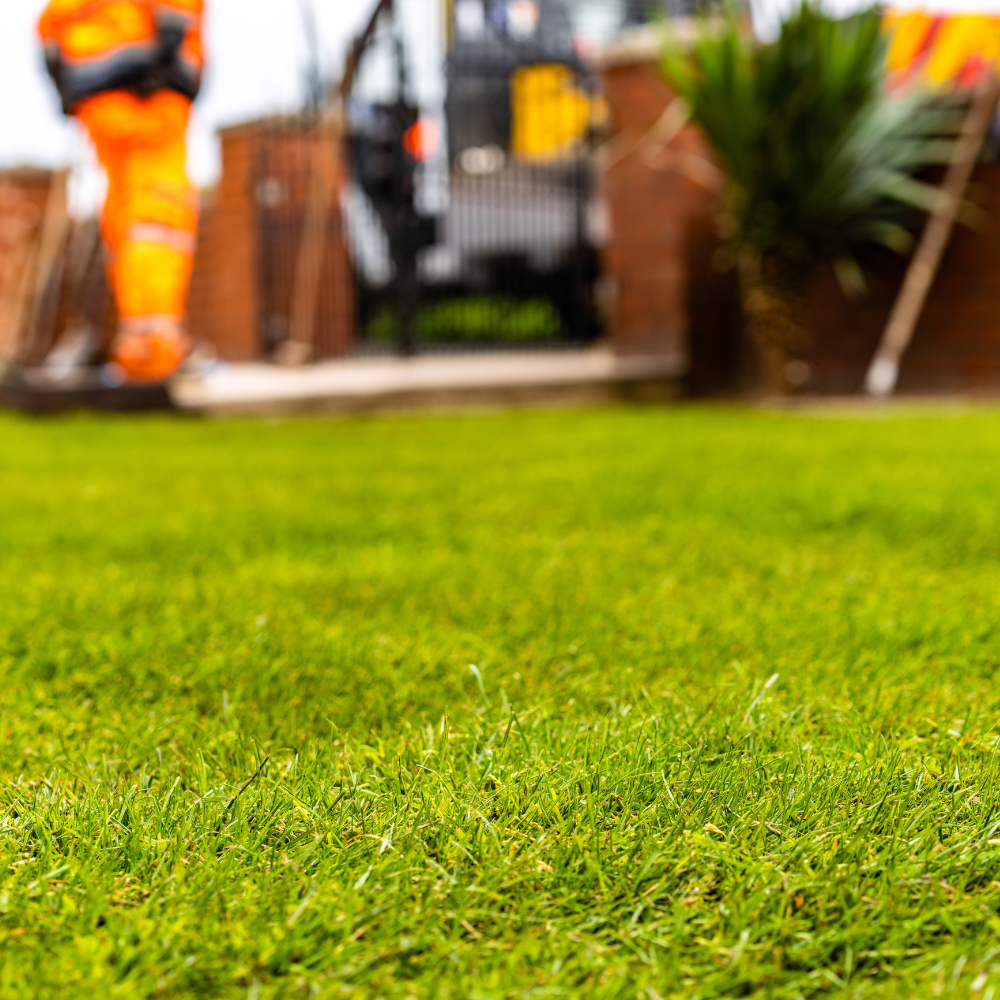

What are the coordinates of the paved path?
(171, 348, 686, 416)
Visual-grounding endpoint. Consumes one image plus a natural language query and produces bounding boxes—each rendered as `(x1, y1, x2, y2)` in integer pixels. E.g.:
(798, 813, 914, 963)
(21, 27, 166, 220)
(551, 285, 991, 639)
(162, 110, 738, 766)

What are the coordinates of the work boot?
(111, 318, 191, 383)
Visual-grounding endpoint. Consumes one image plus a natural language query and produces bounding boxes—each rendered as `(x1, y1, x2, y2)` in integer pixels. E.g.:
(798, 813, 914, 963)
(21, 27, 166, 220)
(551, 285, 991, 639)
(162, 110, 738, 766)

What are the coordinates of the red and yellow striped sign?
(884, 9, 1000, 89)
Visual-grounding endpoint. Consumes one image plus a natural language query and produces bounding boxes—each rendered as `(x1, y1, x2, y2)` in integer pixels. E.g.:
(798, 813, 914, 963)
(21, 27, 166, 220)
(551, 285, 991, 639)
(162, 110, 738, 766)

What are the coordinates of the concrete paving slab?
(170, 348, 686, 416)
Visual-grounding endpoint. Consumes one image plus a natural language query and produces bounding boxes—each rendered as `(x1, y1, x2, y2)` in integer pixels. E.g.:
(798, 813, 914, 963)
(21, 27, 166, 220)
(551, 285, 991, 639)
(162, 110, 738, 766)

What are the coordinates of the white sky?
(2, 0, 997, 207)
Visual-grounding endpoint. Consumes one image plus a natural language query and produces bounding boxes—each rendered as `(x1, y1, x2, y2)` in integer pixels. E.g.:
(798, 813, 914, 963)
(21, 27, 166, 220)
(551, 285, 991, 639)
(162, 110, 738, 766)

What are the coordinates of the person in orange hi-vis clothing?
(38, 0, 204, 382)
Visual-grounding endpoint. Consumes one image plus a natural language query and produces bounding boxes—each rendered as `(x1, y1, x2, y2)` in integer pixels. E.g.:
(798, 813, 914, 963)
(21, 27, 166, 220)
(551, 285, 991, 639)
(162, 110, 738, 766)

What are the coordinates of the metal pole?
(393, 31, 419, 357)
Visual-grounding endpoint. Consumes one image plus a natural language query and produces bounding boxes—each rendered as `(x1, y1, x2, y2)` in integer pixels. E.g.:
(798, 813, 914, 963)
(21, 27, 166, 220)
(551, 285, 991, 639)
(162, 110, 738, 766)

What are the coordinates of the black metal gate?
(343, 0, 605, 355)
(246, 0, 681, 360)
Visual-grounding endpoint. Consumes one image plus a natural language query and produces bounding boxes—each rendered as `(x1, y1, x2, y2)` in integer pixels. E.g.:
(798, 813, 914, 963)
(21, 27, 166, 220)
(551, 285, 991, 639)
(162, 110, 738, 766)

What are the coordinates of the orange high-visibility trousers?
(75, 88, 198, 327)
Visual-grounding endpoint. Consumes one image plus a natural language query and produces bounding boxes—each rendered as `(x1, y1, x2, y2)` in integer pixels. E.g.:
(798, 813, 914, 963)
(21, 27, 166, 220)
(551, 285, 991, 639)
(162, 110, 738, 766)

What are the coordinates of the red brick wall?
(807, 163, 1000, 394)
(0, 169, 52, 275)
(187, 133, 258, 359)
(600, 61, 739, 380)
(0, 170, 59, 356)
(600, 57, 1000, 395)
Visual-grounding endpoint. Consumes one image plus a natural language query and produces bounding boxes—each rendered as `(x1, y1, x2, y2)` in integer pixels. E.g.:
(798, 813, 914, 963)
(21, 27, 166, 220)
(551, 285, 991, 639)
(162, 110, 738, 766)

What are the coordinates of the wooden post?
(23, 169, 71, 362)
(278, 117, 338, 366)
(443, 0, 455, 51)
(865, 76, 1000, 397)
(279, 0, 394, 366)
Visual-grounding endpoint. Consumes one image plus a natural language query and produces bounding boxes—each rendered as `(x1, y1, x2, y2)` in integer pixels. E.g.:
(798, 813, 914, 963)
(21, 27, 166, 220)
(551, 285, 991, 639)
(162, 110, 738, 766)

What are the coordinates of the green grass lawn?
(5, 405, 1000, 999)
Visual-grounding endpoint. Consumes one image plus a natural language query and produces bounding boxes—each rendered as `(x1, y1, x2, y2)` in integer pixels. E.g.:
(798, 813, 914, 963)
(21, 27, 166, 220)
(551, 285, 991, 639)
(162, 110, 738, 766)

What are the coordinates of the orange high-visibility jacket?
(39, 0, 204, 113)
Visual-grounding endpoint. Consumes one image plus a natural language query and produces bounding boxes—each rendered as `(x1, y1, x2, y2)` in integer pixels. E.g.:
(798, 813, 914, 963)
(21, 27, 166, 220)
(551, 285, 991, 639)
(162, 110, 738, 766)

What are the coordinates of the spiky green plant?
(662, 4, 950, 394)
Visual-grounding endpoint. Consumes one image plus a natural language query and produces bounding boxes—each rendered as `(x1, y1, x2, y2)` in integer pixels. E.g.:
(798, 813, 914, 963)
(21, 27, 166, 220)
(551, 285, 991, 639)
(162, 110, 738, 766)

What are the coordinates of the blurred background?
(4, 0, 1000, 403)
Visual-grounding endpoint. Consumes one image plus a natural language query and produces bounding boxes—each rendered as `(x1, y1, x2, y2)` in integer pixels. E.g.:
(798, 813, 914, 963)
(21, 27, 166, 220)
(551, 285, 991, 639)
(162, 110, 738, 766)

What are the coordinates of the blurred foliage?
(662, 4, 957, 391)
(662, 2, 951, 280)
(366, 295, 563, 345)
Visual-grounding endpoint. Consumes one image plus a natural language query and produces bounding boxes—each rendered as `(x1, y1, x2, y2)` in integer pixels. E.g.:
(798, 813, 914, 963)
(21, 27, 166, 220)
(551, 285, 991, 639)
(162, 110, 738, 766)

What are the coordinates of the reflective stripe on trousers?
(125, 222, 197, 256)
(118, 313, 182, 335)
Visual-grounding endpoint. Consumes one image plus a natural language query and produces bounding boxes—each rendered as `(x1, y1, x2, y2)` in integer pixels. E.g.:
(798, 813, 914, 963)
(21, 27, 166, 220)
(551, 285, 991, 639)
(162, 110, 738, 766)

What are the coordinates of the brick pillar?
(0, 169, 60, 358)
(187, 130, 259, 360)
(187, 118, 356, 362)
(598, 38, 742, 388)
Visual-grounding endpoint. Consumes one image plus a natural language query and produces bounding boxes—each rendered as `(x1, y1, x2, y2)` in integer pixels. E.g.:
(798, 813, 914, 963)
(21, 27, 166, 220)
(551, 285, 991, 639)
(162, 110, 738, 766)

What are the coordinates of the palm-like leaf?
(662, 4, 949, 273)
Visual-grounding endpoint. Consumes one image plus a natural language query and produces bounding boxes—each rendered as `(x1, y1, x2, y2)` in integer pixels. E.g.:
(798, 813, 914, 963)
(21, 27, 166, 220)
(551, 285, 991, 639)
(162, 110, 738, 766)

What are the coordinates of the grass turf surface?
(3, 406, 1000, 998)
